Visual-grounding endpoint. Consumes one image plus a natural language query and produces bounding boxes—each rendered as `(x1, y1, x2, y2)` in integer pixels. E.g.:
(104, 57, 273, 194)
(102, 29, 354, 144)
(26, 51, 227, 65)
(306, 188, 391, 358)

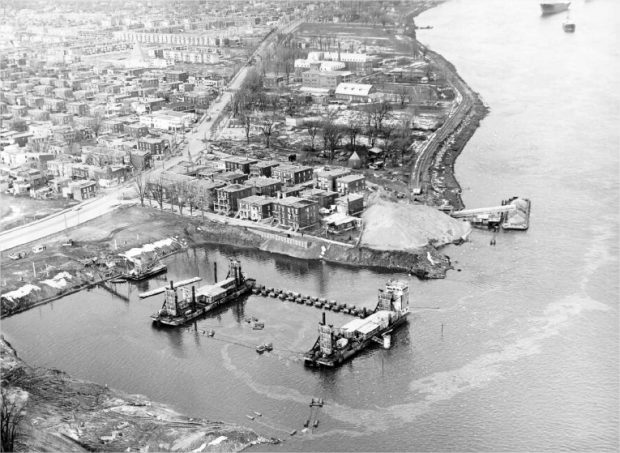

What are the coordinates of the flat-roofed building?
(244, 177, 282, 197)
(336, 174, 366, 195)
(214, 184, 253, 215)
(274, 197, 319, 230)
(272, 164, 313, 186)
(238, 195, 275, 221)
(249, 161, 279, 178)
(315, 167, 351, 191)
(223, 156, 258, 174)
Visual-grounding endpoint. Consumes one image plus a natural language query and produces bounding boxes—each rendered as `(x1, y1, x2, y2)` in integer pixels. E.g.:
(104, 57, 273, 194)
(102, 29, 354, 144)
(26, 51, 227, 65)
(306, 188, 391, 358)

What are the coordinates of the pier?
(251, 284, 369, 318)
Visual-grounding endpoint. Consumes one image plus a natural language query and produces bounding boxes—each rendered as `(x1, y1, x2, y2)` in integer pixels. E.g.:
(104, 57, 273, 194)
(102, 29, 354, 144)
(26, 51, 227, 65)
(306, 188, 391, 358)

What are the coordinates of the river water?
(2, 0, 619, 450)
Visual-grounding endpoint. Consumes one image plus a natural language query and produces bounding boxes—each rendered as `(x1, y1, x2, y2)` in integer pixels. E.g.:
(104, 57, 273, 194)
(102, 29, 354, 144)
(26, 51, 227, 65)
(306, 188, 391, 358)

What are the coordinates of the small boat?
(269, 292, 277, 298)
(313, 420, 319, 428)
(109, 277, 126, 284)
(252, 288, 260, 295)
(279, 293, 287, 300)
(253, 322, 265, 330)
(305, 299, 313, 306)
(253, 411, 262, 417)
(246, 414, 255, 420)
(290, 430, 297, 436)
(207, 330, 215, 337)
(303, 419, 309, 428)
(264, 342, 273, 351)
(256, 345, 266, 353)
(563, 18, 575, 32)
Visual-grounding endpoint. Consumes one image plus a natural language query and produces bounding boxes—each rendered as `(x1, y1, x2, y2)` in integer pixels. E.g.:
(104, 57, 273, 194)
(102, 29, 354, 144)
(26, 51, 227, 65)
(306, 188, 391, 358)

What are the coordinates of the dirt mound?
(361, 197, 471, 251)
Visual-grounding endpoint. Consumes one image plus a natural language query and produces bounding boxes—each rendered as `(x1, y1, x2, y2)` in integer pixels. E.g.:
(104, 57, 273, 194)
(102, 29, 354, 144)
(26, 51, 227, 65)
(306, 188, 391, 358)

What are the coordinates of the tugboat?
(304, 280, 410, 367)
(151, 259, 255, 327)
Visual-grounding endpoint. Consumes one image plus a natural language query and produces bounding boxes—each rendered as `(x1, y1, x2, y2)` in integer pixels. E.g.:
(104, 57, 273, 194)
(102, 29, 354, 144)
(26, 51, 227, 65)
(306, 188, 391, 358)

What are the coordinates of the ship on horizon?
(540, 1, 571, 15)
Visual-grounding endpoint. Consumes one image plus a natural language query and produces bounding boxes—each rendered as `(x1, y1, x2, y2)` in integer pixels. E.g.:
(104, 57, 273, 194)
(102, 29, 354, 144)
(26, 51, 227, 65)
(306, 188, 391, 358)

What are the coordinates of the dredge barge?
(151, 259, 254, 326)
(304, 280, 410, 367)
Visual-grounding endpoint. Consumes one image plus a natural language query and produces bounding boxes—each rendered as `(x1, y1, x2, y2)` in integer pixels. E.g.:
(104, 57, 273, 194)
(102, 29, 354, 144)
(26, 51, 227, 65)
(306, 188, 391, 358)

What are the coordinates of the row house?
(26, 95, 44, 108)
(249, 161, 279, 178)
(10, 105, 28, 117)
(50, 112, 73, 125)
(272, 164, 313, 186)
(224, 156, 258, 174)
(238, 195, 275, 221)
(67, 180, 97, 200)
(138, 136, 168, 156)
(101, 119, 125, 134)
(273, 197, 319, 231)
(215, 171, 248, 185)
(33, 85, 54, 96)
(213, 184, 253, 216)
(302, 188, 339, 209)
(29, 109, 50, 121)
(315, 167, 352, 191)
(336, 174, 366, 195)
(67, 102, 88, 116)
(244, 177, 282, 197)
(43, 98, 66, 112)
(53, 87, 74, 99)
(128, 150, 152, 171)
(336, 194, 364, 216)
(188, 178, 226, 211)
(125, 123, 149, 138)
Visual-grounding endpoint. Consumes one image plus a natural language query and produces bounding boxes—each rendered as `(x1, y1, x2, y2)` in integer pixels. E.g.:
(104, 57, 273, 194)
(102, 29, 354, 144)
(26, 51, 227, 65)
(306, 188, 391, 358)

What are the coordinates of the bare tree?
(257, 114, 277, 149)
(91, 112, 104, 138)
(241, 113, 252, 144)
(134, 170, 147, 207)
(1, 388, 24, 452)
(148, 174, 165, 210)
(305, 120, 321, 150)
(322, 117, 344, 162)
(346, 117, 363, 148)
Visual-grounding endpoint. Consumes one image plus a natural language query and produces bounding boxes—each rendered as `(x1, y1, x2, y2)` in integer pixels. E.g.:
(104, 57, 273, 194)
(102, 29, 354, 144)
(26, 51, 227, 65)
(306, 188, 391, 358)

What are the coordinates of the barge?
(303, 280, 410, 367)
(501, 196, 531, 230)
(124, 261, 167, 281)
(151, 259, 254, 327)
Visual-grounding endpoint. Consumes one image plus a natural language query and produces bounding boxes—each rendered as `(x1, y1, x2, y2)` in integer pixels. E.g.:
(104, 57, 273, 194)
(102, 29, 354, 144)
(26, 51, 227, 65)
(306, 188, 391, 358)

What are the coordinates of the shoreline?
(1, 205, 455, 319)
(0, 335, 273, 452)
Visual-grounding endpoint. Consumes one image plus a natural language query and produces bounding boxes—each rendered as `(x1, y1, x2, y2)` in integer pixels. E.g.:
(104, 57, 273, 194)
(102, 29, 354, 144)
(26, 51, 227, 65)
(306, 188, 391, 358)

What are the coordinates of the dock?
(139, 277, 202, 299)
(251, 285, 369, 318)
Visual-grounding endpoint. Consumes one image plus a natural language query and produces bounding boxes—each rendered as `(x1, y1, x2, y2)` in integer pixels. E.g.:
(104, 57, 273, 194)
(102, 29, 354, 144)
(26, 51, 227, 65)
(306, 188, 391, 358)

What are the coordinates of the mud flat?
(0, 336, 271, 452)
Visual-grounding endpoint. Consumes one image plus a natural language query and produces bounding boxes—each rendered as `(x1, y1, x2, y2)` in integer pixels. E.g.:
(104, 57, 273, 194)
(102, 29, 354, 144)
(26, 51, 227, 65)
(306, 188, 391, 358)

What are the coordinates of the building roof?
(245, 177, 281, 187)
(335, 83, 374, 96)
(239, 195, 275, 206)
(337, 174, 365, 183)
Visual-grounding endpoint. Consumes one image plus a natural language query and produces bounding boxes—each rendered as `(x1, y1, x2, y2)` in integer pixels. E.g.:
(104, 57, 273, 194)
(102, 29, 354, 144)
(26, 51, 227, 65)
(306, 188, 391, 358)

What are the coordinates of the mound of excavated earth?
(361, 199, 471, 251)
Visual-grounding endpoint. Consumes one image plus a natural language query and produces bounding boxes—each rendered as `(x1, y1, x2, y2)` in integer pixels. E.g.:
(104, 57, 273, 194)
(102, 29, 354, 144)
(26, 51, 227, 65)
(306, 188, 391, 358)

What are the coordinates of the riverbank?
(423, 49, 490, 210)
(1, 205, 456, 318)
(0, 336, 271, 452)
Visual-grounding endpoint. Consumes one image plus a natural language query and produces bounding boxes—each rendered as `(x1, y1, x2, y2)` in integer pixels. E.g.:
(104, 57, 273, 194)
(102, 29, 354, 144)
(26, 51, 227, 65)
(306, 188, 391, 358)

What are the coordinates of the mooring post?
(213, 262, 218, 283)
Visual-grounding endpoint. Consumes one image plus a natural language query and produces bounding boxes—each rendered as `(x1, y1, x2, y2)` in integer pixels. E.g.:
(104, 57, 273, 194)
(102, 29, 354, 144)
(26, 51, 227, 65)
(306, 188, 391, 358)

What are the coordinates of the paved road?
(1, 19, 305, 253)
(0, 191, 135, 252)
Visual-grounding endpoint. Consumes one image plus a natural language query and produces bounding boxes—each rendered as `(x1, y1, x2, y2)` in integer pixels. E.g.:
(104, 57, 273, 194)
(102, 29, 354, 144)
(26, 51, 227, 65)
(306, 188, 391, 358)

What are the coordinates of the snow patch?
(40, 272, 73, 289)
(2, 284, 41, 301)
(120, 238, 176, 261)
(208, 436, 228, 446)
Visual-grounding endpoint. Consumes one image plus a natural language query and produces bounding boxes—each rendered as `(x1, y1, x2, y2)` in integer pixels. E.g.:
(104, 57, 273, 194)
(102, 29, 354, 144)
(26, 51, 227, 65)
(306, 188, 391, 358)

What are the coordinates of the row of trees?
(134, 171, 213, 218)
(306, 102, 415, 166)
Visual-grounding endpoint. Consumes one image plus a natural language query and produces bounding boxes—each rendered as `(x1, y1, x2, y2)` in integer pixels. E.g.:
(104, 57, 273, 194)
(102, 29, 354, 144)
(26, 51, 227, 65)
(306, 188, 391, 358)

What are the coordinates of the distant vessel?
(151, 259, 254, 327)
(540, 2, 571, 15)
(303, 280, 410, 367)
(563, 13, 576, 32)
(501, 197, 531, 230)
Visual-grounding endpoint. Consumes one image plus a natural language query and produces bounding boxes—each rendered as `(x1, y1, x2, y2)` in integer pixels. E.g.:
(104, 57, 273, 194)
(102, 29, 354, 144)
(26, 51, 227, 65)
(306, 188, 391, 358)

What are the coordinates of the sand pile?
(361, 198, 471, 251)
